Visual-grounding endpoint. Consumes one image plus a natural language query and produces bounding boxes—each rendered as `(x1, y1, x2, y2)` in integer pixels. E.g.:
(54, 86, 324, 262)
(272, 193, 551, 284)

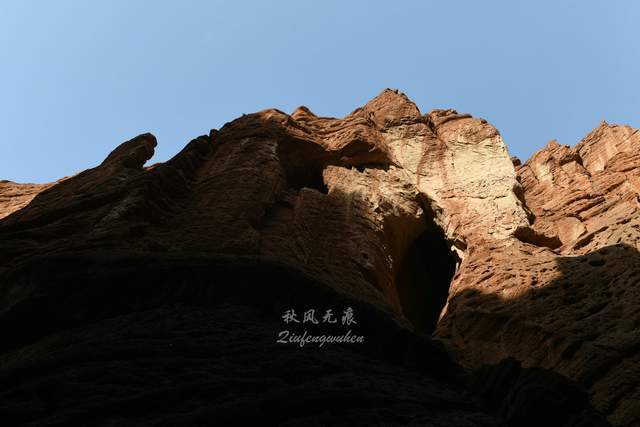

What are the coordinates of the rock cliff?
(1, 89, 636, 426)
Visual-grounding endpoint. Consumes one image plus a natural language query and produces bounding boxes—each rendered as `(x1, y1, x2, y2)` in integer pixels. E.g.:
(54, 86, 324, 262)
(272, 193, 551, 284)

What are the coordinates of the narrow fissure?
(395, 225, 459, 334)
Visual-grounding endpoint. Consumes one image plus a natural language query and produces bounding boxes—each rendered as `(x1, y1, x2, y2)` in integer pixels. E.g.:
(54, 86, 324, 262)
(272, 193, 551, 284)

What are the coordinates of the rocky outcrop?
(515, 123, 640, 253)
(436, 122, 640, 426)
(0, 180, 52, 220)
(0, 89, 635, 425)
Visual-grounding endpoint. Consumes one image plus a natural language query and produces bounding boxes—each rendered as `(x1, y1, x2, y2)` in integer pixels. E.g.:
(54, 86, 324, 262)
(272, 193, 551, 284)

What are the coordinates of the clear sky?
(1, 1, 638, 183)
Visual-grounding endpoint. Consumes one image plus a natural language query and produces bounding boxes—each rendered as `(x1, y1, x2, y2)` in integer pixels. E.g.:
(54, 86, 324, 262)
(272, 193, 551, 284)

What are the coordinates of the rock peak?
(354, 88, 422, 127)
(101, 132, 157, 169)
(291, 105, 317, 120)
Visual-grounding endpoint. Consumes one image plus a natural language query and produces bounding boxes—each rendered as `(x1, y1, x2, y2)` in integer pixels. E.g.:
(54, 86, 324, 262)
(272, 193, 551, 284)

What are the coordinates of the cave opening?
(394, 225, 459, 335)
(285, 163, 328, 194)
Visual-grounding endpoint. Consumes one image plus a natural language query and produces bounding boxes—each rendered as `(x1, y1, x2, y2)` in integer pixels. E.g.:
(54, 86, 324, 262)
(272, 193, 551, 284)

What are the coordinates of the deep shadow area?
(285, 163, 328, 193)
(0, 252, 492, 426)
(0, 248, 616, 426)
(395, 227, 458, 334)
(471, 357, 610, 427)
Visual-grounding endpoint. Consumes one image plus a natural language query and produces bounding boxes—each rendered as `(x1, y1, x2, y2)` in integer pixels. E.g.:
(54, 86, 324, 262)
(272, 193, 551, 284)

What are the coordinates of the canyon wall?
(1, 90, 636, 426)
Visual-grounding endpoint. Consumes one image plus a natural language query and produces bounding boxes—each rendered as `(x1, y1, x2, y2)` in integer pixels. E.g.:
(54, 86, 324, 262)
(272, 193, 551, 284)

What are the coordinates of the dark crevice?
(395, 223, 459, 335)
(512, 180, 536, 223)
(284, 163, 328, 193)
(354, 163, 391, 172)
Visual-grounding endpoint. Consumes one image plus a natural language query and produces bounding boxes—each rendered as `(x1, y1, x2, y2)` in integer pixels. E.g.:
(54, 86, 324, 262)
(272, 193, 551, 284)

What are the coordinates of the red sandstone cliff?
(1, 89, 636, 426)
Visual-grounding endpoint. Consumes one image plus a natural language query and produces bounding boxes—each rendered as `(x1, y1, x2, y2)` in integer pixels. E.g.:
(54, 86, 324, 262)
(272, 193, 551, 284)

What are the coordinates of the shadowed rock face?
(0, 89, 635, 426)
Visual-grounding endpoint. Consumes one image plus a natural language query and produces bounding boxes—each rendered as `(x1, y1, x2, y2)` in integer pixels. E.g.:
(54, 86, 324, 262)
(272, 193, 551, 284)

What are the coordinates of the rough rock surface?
(437, 122, 640, 426)
(0, 89, 634, 425)
(0, 180, 52, 220)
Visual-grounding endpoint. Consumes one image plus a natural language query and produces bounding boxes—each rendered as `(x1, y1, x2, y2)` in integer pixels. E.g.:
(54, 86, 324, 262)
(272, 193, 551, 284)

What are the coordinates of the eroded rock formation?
(436, 121, 640, 426)
(1, 89, 636, 426)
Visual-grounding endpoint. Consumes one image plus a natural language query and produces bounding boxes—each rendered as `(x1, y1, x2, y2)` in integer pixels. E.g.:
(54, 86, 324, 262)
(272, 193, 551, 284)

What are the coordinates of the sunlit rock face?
(0, 89, 635, 426)
(437, 121, 640, 427)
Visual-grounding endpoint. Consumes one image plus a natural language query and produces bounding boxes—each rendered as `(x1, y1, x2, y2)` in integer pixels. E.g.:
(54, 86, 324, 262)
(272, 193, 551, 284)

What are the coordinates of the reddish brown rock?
(437, 121, 640, 426)
(0, 180, 52, 220)
(0, 89, 632, 426)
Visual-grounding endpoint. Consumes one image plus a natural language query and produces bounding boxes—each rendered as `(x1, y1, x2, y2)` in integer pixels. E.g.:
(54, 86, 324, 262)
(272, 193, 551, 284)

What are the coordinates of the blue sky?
(1, 1, 638, 183)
